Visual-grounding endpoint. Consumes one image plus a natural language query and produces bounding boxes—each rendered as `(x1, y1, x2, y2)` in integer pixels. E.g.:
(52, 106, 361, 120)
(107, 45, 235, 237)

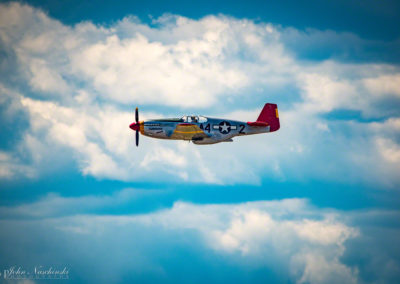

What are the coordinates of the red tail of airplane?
(247, 103, 280, 132)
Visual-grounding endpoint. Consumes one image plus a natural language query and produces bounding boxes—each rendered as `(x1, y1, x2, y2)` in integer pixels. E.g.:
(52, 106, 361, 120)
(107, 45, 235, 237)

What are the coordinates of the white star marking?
(220, 122, 230, 132)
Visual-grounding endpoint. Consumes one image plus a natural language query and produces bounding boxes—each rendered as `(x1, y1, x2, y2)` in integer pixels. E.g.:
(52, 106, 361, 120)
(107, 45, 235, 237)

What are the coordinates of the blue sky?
(0, 0, 400, 283)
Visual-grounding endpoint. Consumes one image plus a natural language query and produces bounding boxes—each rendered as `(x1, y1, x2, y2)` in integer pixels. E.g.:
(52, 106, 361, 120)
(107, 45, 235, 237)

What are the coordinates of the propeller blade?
(136, 130, 139, 147)
(135, 107, 139, 123)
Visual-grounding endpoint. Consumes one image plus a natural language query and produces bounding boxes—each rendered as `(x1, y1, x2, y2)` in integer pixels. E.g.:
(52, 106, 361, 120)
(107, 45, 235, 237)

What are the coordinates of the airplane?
(129, 103, 280, 146)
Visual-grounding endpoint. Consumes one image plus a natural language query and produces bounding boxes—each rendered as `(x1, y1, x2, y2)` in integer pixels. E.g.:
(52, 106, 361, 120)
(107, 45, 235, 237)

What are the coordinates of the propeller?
(129, 107, 140, 147)
(135, 107, 139, 147)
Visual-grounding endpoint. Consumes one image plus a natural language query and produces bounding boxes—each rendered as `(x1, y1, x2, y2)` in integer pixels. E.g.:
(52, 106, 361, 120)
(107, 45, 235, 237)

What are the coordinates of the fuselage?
(131, 115, 271, 145)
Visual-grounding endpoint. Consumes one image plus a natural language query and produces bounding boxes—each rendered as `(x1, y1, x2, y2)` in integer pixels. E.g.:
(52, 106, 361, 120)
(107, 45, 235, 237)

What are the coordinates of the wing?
(169, 123, 209, 140)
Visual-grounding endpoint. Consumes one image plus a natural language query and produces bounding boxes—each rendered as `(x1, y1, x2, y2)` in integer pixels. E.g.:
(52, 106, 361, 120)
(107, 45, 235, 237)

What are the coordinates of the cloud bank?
(1, 193, 399, 283)
(0, 196, 358, 283)
(0, 2, 399, 188)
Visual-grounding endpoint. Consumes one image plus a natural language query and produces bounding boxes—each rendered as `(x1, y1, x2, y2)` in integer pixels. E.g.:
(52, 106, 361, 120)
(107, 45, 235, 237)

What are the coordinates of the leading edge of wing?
(170, 123, 210, 140)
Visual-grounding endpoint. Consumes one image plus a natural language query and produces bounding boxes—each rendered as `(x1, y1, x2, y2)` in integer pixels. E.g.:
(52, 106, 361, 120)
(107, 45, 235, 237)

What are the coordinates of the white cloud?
(293, 218, 357, 246)
(27, 58, 70, 94)
(298, 72, 359, 113)
(363, 74, 400, 97)
(140, 147, 187, 168)
(292, 252, 358, 284)
(296, 63, 400, 118)
(211, 210, 275, 254)
(376, 137, 400, 164)
(0, 2, 399, 187)
(19, 96, 138, 181)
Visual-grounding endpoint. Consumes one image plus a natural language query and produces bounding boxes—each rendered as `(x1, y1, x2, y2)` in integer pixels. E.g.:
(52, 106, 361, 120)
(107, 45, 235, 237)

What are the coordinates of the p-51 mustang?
(129, 103, 280, 146)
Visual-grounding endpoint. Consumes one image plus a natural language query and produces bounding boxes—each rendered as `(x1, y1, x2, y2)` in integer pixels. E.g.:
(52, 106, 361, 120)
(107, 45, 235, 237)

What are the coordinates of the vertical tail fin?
(256, 103, 280, 132)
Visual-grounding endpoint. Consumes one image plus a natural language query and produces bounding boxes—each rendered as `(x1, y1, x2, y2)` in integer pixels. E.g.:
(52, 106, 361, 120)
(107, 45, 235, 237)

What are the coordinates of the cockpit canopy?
(181, 115, 207, 123)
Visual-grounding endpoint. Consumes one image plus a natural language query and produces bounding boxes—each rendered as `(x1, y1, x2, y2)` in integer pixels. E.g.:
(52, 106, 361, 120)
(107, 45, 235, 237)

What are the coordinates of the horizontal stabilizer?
(247, 121, 269, 127)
